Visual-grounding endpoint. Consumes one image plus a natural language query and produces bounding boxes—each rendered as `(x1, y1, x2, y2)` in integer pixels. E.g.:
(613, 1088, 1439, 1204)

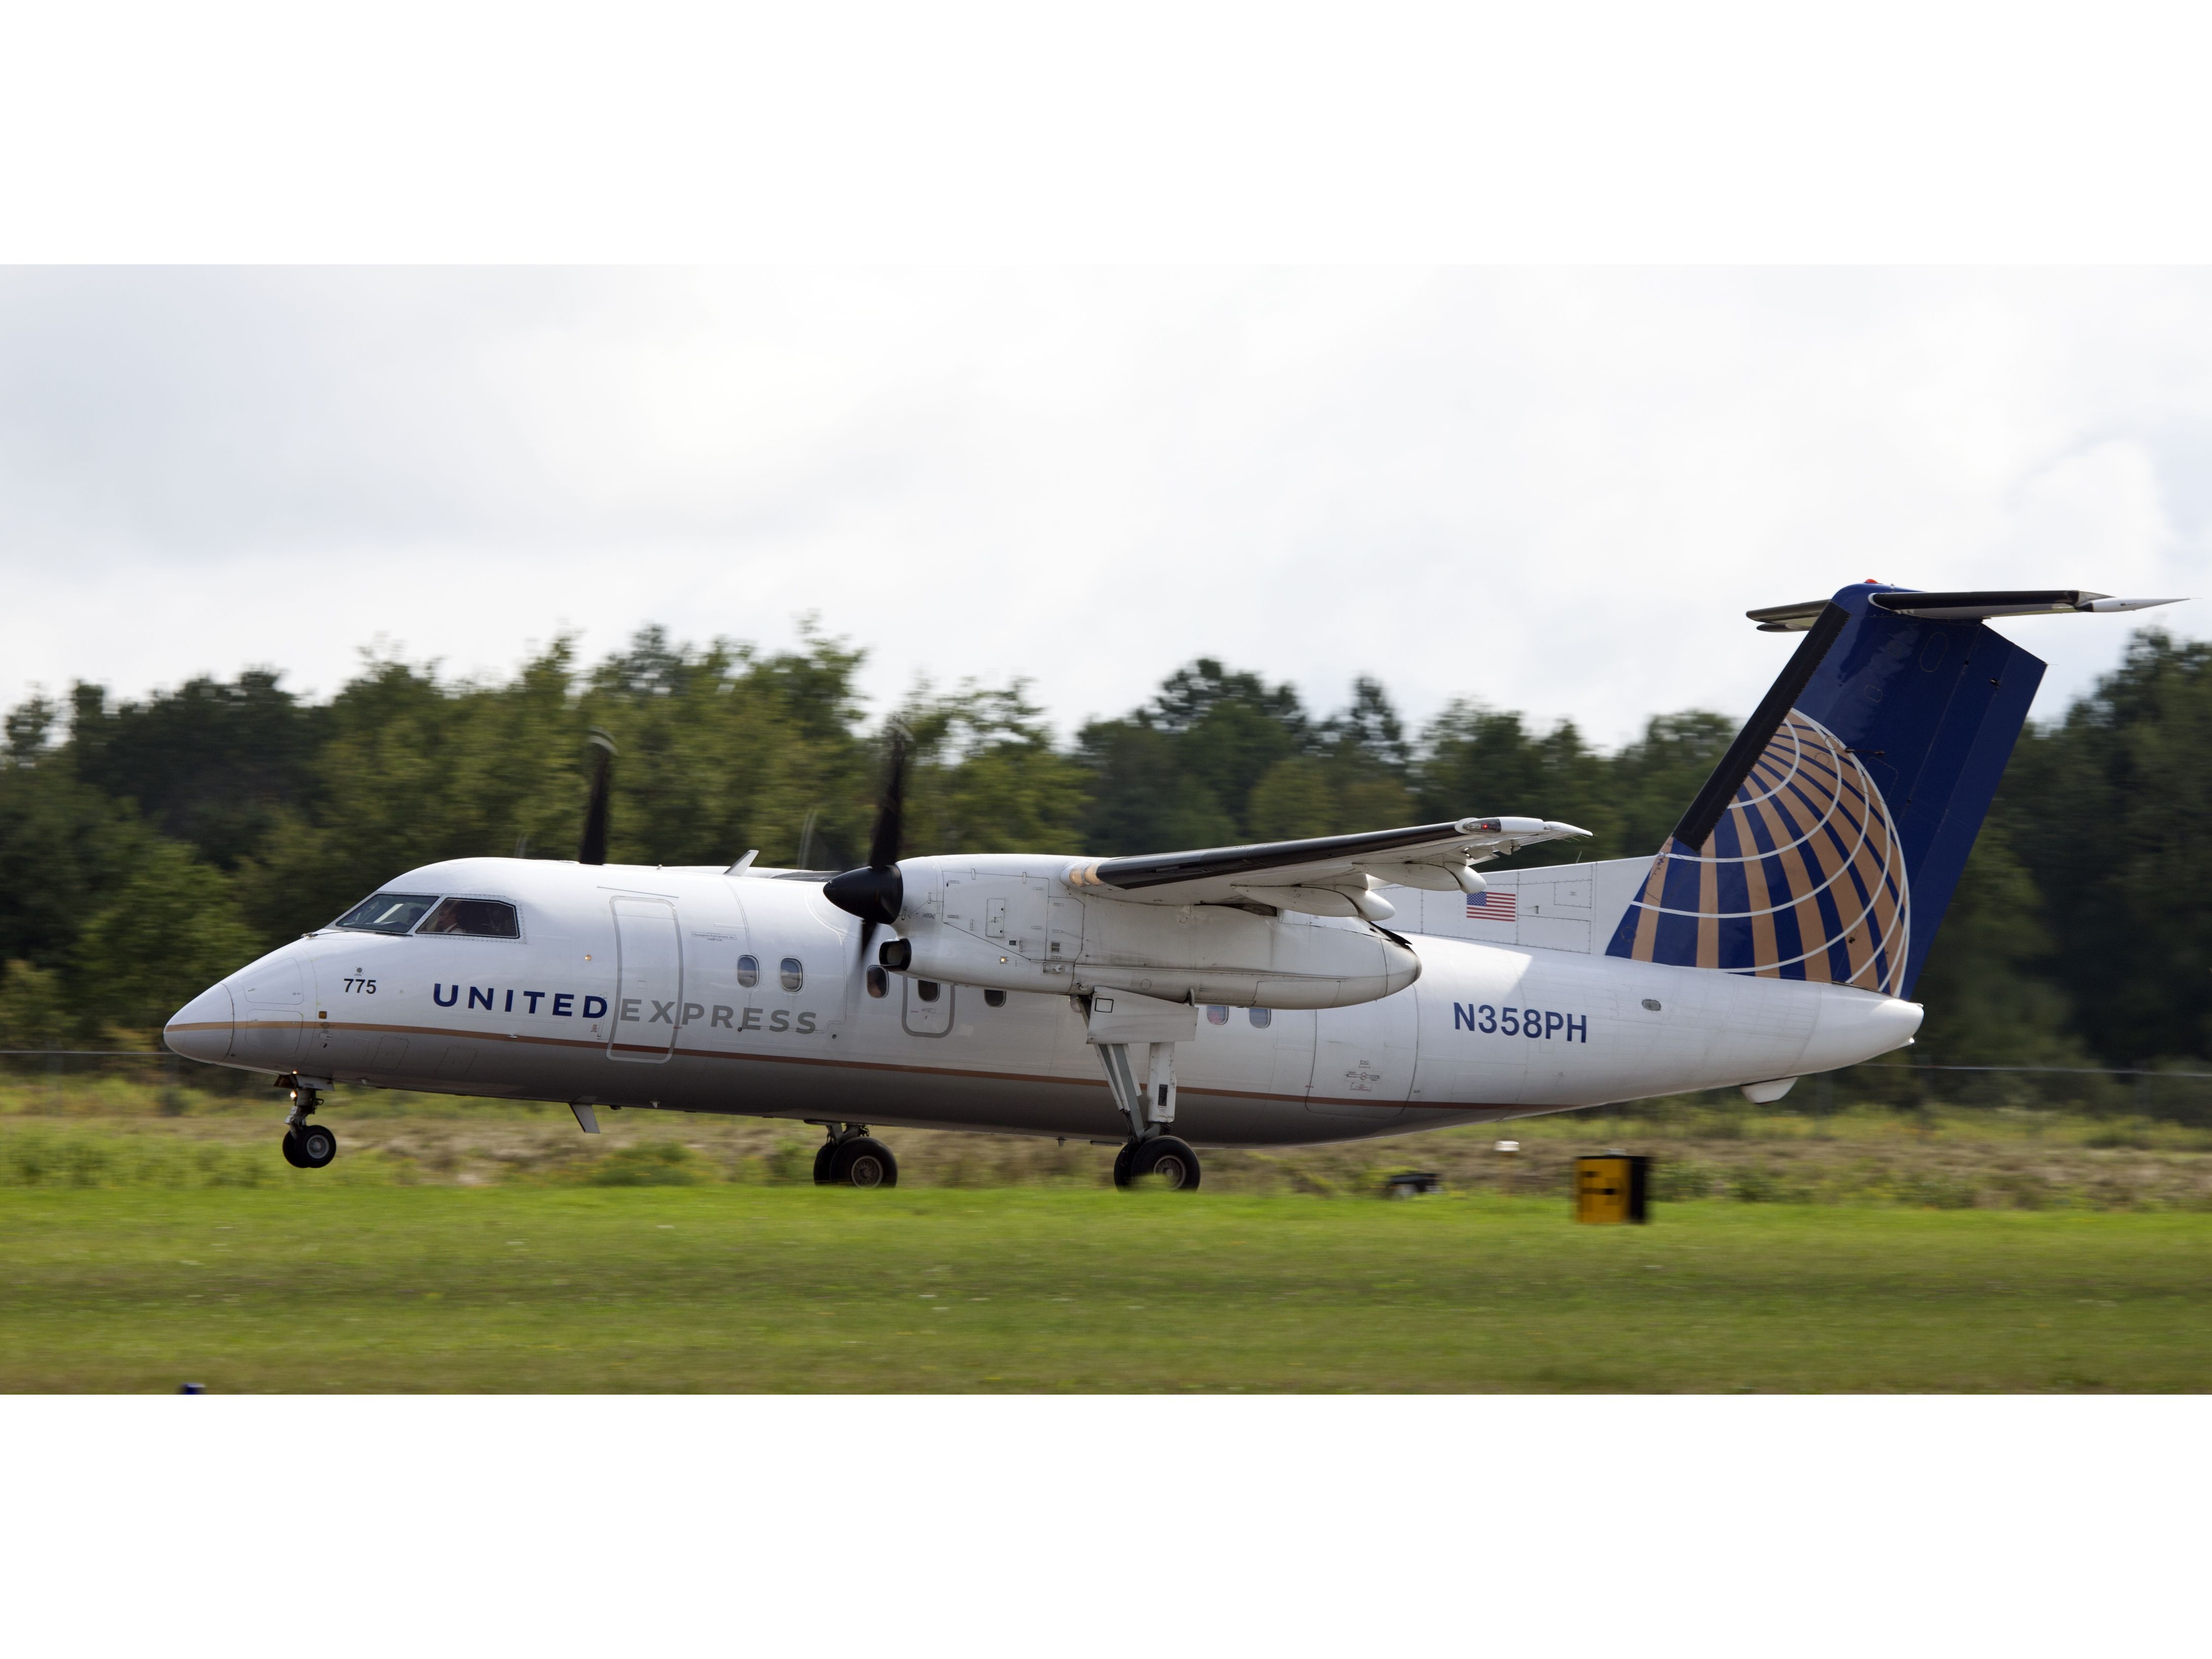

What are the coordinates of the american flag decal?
(1466, 890, 1516, 923)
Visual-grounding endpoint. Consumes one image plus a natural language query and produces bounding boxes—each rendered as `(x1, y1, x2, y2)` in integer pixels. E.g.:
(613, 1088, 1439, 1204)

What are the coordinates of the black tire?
(1128, 1135, 1201, 1191)
(831, 1136, 898, 1189)
(280, 1130, 309, 1169)
(813, 1141, 838, 1186)
(1112, 1140, 1137, 1189)
(294, 1123, 337, 1169)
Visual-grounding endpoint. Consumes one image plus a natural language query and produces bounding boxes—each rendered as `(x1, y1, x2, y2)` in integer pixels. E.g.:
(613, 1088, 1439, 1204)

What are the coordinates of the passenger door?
(609, 897, 682, 1062)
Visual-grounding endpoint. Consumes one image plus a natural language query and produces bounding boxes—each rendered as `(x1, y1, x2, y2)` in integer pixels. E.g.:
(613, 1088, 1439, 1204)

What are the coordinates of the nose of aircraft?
(164, 981, 235, 1064)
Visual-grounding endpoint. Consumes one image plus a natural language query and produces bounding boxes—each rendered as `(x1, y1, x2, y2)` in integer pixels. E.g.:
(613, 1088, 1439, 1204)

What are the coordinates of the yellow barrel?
(1574, 1154, 1650, 1223)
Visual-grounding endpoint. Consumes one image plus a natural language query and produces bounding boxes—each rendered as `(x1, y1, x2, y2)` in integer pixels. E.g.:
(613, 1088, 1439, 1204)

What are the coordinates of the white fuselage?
(167, 856, 1921, 1146)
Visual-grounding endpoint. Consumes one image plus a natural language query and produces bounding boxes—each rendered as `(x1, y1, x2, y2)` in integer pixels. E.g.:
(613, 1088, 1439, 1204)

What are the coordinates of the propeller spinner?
(823, 726, 910, 956)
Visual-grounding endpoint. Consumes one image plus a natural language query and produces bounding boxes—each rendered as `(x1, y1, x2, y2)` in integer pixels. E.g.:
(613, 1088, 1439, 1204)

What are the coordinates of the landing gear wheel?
(813, 1142, 838, 1186)
(280, 1130, 309, 1169)
(830, 1136, 897, 1189)
(1112, 1140, 1137, 1189)
(1127, 1135, 1200, 1191)
(294, 1122, 337, 1169)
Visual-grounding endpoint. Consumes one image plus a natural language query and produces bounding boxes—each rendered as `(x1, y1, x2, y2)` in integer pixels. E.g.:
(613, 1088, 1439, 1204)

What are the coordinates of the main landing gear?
(276, 1075, 336, 1170)
(1112, 1134, 1201, 1191)
(811, 1123, 898, 1189)
(1092, 1032, 1203, 1191)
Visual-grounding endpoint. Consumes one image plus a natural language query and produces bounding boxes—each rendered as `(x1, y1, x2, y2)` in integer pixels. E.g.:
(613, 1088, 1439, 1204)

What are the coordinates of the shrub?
(584, 1142, 702, 1187)
(763, 1141, 815, 1184)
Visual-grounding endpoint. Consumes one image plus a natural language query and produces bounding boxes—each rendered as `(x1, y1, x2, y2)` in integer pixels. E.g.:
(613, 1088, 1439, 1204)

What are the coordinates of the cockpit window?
(333, 892, 439, 935)
(416, 897, 522, 938)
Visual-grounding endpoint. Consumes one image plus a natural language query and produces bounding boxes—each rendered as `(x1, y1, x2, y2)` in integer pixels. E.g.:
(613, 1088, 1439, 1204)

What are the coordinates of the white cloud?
(0, 268, 2205, 752)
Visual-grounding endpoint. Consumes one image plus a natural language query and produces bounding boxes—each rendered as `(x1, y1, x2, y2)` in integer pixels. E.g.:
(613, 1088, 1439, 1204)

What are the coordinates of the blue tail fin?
(1604, 582, 2045, 997)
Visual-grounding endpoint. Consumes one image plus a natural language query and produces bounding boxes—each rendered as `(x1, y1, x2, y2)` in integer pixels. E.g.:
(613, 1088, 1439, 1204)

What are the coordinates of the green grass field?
(6, 1184, 2209, 1391)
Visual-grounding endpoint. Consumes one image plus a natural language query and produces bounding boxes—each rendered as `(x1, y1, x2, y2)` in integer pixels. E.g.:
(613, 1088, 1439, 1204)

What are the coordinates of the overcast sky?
(1, 266, 2204, 750)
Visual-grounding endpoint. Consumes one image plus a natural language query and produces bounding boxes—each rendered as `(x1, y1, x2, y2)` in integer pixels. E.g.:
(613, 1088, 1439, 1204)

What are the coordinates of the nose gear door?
(609, 897, 682, 1062)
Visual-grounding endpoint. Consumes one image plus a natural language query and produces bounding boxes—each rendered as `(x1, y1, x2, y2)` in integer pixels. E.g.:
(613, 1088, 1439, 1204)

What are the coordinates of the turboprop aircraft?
(165, 582, 2179, 1189)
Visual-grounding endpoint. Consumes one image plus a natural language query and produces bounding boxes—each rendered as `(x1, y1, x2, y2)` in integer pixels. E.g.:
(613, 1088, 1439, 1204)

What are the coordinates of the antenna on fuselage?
(579, 729, 617, 865)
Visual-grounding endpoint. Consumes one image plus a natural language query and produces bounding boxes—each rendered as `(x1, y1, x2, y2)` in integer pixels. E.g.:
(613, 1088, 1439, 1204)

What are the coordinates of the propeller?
(823, 725, 910, 963)
(578, 729, 616, 865)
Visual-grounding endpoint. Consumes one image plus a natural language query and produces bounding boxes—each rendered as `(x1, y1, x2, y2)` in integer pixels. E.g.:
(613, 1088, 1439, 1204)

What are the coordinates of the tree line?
(2, 625, 2205, 1074)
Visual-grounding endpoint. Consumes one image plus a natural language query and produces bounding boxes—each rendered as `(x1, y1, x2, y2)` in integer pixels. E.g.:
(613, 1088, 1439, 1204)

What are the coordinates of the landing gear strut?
(1093, 1032, 1202, 1191)
(809, 1123, 898, 1189)
(276, 1075, 336, 1170)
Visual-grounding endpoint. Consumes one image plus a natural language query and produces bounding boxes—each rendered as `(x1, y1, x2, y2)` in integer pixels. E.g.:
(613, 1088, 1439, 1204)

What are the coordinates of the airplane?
(164, 581, 2180, 1189)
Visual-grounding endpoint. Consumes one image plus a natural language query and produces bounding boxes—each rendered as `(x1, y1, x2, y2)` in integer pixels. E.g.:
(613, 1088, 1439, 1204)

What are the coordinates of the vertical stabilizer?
(1604, 582, 2047, 997)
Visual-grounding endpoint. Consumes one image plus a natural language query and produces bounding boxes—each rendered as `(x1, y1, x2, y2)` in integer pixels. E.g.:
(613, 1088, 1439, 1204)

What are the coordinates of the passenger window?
(333, 892, 439, 935)
(780, 958, 804, 993)
(736, 955, 760, 989)
(916, 980, 941, 1003)
(865, 966, 888, 999)
(415, 897, 521, 938)
(983, 988, 1006, 1008)
(1247, 1007, 1273, 1029)
(1206, 1005, 1229, 1025)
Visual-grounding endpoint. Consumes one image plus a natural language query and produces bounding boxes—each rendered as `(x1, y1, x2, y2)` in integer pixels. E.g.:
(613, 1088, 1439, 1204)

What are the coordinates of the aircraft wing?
(1065, 817, 1590, 919)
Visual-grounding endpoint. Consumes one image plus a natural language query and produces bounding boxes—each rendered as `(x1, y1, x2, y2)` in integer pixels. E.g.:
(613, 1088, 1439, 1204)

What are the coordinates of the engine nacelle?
(882, 854, 1421, 1010)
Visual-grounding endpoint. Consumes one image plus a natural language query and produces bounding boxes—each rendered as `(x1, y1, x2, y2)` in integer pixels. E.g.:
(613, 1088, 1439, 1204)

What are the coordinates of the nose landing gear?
(283, 1121, 337, 1168)
(276, 1076, 337, 1170)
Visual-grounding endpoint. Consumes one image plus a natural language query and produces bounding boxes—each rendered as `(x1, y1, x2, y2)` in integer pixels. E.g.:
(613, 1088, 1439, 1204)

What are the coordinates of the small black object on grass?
(1385, 1171, 1443, 1198)
(179, 1382, 206, 1394)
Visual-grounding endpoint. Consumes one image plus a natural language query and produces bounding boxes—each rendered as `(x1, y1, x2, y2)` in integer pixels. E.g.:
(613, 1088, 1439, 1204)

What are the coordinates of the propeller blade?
(578, 729, 616, 865)
(824, 725, 910, 933)
(867, 726, 907, 872)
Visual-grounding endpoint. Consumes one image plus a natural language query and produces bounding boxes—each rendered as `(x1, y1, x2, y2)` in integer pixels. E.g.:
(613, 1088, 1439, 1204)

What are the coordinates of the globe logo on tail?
(1606, 708, 1911, 995)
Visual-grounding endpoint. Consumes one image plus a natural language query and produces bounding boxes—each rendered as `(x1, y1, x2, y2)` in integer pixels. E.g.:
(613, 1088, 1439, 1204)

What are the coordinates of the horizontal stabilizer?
(1750, 589, 2183, 630)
